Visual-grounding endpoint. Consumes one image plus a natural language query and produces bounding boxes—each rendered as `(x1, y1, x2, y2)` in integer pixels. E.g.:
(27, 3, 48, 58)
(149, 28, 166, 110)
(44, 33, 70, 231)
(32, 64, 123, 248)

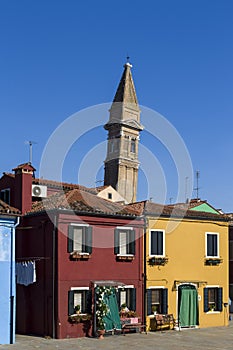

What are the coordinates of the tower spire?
(104, 62, 143, 203)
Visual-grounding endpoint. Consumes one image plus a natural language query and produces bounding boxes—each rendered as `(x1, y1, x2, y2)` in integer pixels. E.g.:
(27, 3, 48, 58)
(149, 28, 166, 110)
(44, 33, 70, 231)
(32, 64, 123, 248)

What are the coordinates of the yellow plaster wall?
(146, 216, 229, 330)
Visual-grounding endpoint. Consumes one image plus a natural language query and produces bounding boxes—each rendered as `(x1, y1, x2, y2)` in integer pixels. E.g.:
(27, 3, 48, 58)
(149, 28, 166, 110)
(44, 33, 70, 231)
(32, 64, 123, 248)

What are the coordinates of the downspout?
(10, 216, 20, 344)
(143, 216, 148, 329)
(52, 213, 57, 339)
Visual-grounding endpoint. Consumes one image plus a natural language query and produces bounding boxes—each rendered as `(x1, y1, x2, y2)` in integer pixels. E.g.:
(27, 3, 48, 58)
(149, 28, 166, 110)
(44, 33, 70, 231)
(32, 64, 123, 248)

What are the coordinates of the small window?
(206, 232, 219, 257)
(68, 225, 92, 254)
(117, 287, 136, 311)
(0, 189, 10, 204)
(150, 230, 165, 256)
(68, 289, 92, 315)
(130, 140, 136, 153)
(204, 287, 222, 312)
(114, 228, 135, 256)
(108, 193, 112, 200)
(147, 288, 168, 315)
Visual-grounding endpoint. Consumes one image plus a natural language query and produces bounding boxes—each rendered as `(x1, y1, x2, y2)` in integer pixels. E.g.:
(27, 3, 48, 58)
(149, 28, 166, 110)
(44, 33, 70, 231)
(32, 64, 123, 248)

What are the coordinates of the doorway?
(178, 284, 199, 328)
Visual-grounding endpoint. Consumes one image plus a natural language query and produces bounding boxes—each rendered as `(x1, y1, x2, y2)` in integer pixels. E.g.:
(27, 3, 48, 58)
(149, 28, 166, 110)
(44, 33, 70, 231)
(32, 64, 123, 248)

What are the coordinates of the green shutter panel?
(85, 226, 93, 254)
(67, 225, 74, 253)
(130, 288, 136, 311)
(147, 289, 152, 315)
(114, 229, 120, 255)
(68, 291, 74, 315)
(204, 288, 209, 312)
(162, 288, 168, 314)
(217, 288, 223, 312)
(129, 230, 135, 255)
(85, 289, 92, 314)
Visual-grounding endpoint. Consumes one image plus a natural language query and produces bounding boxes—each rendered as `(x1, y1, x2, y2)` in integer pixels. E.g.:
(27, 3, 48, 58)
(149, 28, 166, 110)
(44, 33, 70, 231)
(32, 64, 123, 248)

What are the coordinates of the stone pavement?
(1, 322, 233, 350)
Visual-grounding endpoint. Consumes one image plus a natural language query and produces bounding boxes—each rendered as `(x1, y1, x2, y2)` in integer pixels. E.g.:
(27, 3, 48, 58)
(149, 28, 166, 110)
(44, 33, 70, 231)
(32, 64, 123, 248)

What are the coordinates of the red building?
(0, 163, 144, 338)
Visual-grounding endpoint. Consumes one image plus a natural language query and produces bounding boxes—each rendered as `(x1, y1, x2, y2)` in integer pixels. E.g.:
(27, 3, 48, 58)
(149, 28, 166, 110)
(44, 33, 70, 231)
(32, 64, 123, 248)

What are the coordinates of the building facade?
(0, 202, 20, 344)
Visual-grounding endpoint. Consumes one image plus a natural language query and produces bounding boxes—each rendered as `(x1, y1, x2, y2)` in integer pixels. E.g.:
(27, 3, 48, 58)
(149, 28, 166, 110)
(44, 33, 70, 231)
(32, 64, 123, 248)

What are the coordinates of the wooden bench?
(121, 322, 146, 335)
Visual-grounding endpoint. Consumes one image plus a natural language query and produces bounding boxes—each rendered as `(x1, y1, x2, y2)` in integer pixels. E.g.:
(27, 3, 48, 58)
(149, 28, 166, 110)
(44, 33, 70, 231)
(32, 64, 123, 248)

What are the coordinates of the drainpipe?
(143, 216, 148, 329)
(52, 213, 57, 339)
(10, 217, 20, 344)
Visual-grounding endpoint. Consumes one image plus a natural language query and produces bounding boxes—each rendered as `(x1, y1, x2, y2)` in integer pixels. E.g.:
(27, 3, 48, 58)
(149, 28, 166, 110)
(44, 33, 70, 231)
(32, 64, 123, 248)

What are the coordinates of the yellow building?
(138, 201, 229, 330)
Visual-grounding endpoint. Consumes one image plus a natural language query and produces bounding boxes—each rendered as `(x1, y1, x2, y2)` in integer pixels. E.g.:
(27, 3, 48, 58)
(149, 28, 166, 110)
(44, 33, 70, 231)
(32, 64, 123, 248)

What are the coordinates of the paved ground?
(1, 322, 233, 350)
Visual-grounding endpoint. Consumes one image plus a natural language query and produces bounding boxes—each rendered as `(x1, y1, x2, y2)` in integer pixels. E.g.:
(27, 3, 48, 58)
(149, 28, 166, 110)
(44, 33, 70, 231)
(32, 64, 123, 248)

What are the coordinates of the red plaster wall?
(57, 213, 144, 339)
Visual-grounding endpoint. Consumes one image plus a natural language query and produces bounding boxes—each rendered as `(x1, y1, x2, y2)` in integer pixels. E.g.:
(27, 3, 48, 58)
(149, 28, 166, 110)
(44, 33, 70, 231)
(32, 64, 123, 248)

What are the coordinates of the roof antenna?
(193, 170, 200, 200)
(25, 140, 37, 164)
(185, 176, 189, 203)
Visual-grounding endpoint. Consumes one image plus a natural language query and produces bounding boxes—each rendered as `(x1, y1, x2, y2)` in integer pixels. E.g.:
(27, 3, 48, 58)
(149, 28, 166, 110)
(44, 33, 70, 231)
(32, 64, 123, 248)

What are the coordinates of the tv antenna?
(25, 140, 37, 164)
(193, 170, 200, 199)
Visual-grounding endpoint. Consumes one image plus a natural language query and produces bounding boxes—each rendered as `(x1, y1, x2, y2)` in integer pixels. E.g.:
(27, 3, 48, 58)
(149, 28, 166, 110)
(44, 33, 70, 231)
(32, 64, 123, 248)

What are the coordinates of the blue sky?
(0, 1, 233, 211)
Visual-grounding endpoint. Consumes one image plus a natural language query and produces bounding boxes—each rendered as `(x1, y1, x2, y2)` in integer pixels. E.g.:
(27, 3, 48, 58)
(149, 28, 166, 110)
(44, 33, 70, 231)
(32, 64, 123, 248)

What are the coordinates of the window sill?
(116, 254, 134, 261)
(206, 311, 220, 314)
(148, 257, 168, 266)
(70, 252, 91, 260)
(68, 313, 92, 323)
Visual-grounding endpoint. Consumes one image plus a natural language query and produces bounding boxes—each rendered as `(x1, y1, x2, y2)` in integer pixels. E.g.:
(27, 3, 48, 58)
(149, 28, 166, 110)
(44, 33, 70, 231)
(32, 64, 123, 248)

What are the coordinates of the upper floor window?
(0, 188, 10, 204)
(147, 288, 168, 315)
(149, 230, 165, 256)
(68, 224, 92, 254)
(206, 232, 219, 258)
(114, 227, 135, 256)
(130, 139, 136, 153)
(68, 288, 92, 315)
(204, 287, 222, 312)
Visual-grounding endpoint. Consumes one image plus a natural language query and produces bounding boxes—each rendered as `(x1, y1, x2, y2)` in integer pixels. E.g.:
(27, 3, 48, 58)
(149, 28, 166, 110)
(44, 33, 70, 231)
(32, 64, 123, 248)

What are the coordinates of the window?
(117, 287, 136, 311)
(68, 288, 92, 315)
(147, 288, 168, 315)
(150, 230, 165, 256)
(108, 192, 112, 200)
(68, 224, 92, 254)
(206, 232, 219, 257)
(0, 189, 10, 204)
(204, 287, 222, 312)
(114, 228, 135, 255)
(130, 139, 136, 153)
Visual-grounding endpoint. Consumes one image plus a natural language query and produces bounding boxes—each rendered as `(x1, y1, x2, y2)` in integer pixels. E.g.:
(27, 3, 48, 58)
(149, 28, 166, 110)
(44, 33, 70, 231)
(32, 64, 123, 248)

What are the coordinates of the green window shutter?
(204, 288, 209, 312)
(85, 289, 92, 314)
(129, 230, 135, 255)
(115, 289, 120, 310)
(85, 226, 93, 254)
(114, 229, 119, 255)
(161, 288, 168, 314)
(68, 290, 74, 315)
(217, 288, 223, 312)
(67, 225, 74, 253)
(129, 288, 136, 311)
(147, 289, 152, 315)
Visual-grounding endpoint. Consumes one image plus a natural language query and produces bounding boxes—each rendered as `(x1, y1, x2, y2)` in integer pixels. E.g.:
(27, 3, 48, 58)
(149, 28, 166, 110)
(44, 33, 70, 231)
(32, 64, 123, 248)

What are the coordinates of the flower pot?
(97, 329, 105, 339)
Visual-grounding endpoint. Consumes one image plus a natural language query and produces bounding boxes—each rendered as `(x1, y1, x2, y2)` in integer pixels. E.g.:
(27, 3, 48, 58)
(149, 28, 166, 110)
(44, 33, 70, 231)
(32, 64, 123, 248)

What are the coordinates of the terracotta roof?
(28, 188, 140, 217)
(0, 199, 20, 214)
(127, 200, 229, 221)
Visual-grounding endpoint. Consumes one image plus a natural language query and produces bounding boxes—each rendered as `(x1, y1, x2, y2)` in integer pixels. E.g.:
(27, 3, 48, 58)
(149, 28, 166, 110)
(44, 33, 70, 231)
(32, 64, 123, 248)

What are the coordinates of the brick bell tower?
(104, 61, 143, 203)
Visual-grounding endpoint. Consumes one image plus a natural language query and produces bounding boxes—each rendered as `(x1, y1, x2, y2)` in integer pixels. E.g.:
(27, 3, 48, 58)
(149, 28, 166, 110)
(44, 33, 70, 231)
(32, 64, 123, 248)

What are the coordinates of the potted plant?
(74, 304, 81, 314)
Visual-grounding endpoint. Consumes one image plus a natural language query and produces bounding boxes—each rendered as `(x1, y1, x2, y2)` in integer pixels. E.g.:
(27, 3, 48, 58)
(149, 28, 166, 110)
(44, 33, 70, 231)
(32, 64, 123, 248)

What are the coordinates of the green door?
(178, 284, 199, 327)
(103, 288, 122, 331)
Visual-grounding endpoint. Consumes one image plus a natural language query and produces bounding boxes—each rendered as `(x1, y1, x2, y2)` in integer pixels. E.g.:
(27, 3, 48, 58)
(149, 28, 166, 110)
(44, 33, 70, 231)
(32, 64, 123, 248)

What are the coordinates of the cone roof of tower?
(112, 62, 139, 106)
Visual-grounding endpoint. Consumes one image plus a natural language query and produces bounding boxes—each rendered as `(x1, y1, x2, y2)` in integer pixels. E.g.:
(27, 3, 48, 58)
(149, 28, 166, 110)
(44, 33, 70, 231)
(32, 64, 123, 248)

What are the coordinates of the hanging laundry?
(16, 261, 36, 286)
